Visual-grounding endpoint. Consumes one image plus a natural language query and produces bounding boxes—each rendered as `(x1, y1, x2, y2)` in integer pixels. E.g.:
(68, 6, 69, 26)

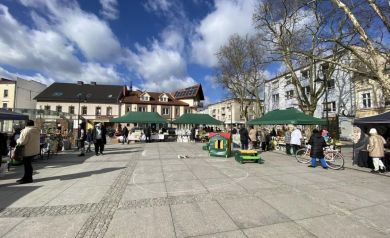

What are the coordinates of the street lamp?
(76, 93, 87, 138)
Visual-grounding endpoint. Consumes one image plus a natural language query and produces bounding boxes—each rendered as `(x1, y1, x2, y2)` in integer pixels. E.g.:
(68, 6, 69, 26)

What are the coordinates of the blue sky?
(0, 0, 272, 105)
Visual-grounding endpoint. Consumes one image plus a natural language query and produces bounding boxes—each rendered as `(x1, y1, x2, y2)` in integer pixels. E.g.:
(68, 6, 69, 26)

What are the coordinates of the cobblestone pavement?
(1, 142, 390, 238)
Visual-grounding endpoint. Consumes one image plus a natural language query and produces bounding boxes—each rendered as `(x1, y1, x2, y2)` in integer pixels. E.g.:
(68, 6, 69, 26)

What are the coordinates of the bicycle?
(295, 145, 344, 170)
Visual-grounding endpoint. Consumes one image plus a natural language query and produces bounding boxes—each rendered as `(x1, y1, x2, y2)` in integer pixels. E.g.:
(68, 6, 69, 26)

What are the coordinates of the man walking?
(16, 120, 40, 184)
(92, 123, 106, 156)
(122, 125, 129, 144)
(239, 125, 249, 150)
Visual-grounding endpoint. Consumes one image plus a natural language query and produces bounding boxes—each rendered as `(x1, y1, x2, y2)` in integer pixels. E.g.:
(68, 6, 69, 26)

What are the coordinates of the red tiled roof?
(121, 91, 189, 106)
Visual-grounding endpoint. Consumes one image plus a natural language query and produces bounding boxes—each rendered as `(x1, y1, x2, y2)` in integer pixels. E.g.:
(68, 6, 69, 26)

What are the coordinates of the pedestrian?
(308, 129, 328, 169)
(290, 126, 302, 155)
(16, 120, 40, 184)
(284, 125, 292, 155)
(190, 126, 196, 142)
(78, 127, 86, 157)
(86, 128, 92, 152)
(92, 123, 106, 156)
(367, 128, 386, 173)
(144, 126, 152, 143)
(231, 127, 237, 134)
(258, 128, 266, 151)
(239, 125, 249, 150)
(249, 126, 257, 149)
(122, 125, 129, 144)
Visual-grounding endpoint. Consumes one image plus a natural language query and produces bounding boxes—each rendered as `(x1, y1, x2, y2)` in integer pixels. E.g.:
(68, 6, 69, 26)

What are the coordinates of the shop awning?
(0, 109, 29, 121)
(173, 113, 224, 125)
(248, 108, 326, 125)
(354, 111, 390, 124)
(111, 112, 167, 124)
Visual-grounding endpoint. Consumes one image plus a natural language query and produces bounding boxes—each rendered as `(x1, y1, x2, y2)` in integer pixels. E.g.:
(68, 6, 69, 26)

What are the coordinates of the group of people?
(78, 123, 107, 157)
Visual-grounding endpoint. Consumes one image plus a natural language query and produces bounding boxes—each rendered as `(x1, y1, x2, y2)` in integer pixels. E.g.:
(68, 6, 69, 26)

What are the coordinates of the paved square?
(1, 142, 390, 237)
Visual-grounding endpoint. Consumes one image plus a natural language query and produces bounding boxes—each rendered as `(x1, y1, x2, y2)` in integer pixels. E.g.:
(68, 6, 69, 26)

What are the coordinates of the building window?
(285, 76, 292, 85)
(162, 107, 170, 115)
(82, 106, 87, 115)
(175, 107, 180, 116)
(69, 106, 75, 114)
(272, 81, 279, 89)
(44, 105, 51, 111)
(272, 94, 279, 104)
(2, 103, 7, 109)
(107, 107, 112, 116)
(362, 93, 371, 108)
(140, 95, 149, 101)
(138, 106, 146, 112)
(286, 90, 294, 99)
(56, 105, 62, 113)
(185, 108, 191, 114)
(160, 96, 168, 102)
(151, 106, 156, 112)
(301, 70, 309, 79)
(127, 106, 131, 112)
(323, 101, 336, 112)
(302, 86, 310, 95)
(96, 107, 101, 116)
(327, 79, 335, 89)
(3, 89, 8, 98)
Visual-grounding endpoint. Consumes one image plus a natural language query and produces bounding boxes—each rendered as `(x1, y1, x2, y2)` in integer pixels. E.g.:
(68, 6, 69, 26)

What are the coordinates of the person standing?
(78, 127, 86, 156)
(284, 125, 292, 155)
(190, 126, 196, 142)
(92, 123, 106, 156)
(144, 126, 152, 143)
(16, 120, 40, 184)
(122, 125, 129, 144)
(86, 128, 92, 153)
(367, 128, 386, 173)
(259, 128, 266, 151)
(308, 129, 328, 169)
(239, 125, 249, 150)
(290, 126, 302, 155)
(249, 126, 257, 149)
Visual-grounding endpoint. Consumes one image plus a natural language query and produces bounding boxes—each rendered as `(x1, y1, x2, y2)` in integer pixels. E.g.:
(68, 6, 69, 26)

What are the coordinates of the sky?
(0, 0, 274, 105)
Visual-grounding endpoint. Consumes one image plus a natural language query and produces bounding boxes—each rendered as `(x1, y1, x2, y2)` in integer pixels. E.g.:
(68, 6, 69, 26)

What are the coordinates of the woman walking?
(368, 128, 386, 173)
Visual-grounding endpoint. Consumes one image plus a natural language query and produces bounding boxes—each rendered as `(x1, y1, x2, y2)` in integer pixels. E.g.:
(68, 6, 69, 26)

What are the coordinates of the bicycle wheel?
(326, 152, 344, 170)
(295, 148, 311, 164)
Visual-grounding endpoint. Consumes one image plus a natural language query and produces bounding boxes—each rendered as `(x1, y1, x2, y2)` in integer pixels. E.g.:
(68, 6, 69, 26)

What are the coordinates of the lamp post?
(76, 93, 87, 138)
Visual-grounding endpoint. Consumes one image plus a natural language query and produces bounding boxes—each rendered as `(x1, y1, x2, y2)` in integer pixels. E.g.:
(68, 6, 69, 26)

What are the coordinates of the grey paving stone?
(218, 197, 290, 229)
(130, 172, 165, 184)
(352, 205, 390, 235)
(166, 180, 207, 196)
(47, 185, 110, 206)
(333, 185, 390, 203)
(192, 168, 227, 179)
(201, 178, 246, 193)
(163, 164, 190, 172)
(235, 176, 277, 191)
(104, 207, 175, 238)
(296, 214, 388, 238)
(164, 170, 197, 182)
(171, 201, 238, 238)
(259, 192, 333, 220)
(268, 174, 315, 186)
(0, 217, 25, 237)
(192, 230, 246, 238)
(2, 214, 90, 238)
(243, 222, 316, 238)
(121, 183, 167, 201)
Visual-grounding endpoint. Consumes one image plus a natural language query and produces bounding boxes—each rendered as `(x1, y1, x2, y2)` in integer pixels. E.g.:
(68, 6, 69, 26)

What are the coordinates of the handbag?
(12, 144, 25, 161)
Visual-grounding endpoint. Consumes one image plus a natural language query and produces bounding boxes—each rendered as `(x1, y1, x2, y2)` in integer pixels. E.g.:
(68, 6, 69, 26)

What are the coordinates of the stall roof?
(354, 111, 390, 124)
(0, 109, 29, 121)
(111, 112, 167, 124)
(248, 108, 326, 125)
(173, 113, 224, 125)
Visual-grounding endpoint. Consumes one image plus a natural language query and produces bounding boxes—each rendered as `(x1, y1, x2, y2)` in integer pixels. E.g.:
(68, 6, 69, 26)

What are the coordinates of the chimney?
(91, 81, 97, 85)
(77, 81, 84, 85)
(123, 85, 128, 97)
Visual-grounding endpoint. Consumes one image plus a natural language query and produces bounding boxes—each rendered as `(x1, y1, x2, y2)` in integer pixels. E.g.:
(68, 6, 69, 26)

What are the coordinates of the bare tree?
(216, 34, 266, 121)
(253, 0, 346, 115)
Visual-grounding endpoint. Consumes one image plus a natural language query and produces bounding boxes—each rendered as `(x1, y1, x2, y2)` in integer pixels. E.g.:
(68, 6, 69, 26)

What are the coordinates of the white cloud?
(0, 3, 123, 85)
(144, 0, 173, 13)
(100, 0, 119, 20)
(191, 0, 257, 67)
(0, 66, 54, 86)
(19, 0, 121, 61)
(204, 75, 218, 89)
(140, 76, 196, 92)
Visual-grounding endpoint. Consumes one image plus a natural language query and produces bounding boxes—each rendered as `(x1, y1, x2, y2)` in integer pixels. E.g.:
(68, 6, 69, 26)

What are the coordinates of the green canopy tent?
(248, 108, 326, 125)
(111, 112, 168, 124)
(172, 113, 224, 125)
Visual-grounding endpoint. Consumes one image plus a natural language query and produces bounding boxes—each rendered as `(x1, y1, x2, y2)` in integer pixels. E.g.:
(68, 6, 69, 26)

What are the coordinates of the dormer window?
(159, 96, 168, 102)
(140, 95, 149, 101)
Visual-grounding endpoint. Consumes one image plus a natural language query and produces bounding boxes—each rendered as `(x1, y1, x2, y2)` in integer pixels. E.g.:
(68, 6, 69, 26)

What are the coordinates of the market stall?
(353, 111, 390, 171)
(173, 114, 224, 143)
(111, 112, 168, 142)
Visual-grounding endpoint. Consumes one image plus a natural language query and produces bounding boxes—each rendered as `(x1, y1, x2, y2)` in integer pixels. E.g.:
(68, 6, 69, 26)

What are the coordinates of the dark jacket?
(92, 126, 107, 144)
(309, 133, 327, 158)
(122, 127, 129, 137)
(239, 127, 249, 141)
